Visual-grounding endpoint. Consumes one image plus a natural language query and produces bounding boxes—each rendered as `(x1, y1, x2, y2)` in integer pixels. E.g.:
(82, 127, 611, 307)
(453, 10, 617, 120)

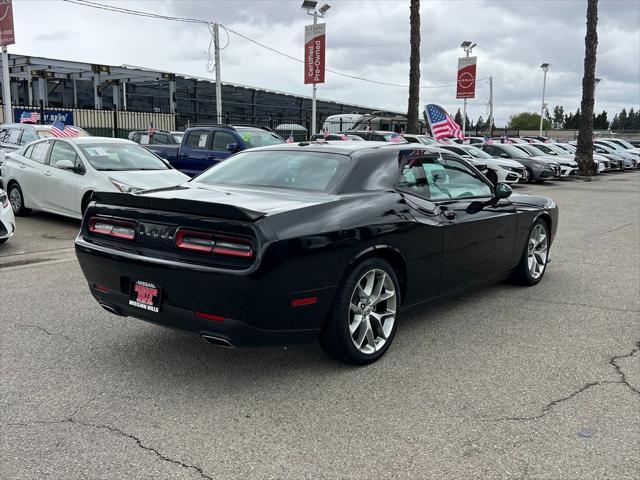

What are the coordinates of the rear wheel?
(8, 183, 31, 216)
(319, 258, 400, 365)
(511, 219, 549, 285)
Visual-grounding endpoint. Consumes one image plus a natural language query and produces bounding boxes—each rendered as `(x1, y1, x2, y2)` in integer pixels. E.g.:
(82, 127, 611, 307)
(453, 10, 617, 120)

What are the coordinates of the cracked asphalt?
(1, 173, 639, 479)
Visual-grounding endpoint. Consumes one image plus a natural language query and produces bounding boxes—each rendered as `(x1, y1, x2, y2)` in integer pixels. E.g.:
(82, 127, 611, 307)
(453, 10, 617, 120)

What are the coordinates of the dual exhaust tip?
(98, 302, 234, 348)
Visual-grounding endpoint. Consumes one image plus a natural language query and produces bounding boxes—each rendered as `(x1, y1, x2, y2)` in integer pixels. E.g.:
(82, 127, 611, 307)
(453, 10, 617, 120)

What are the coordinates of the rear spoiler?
(90, 191, 265, 222)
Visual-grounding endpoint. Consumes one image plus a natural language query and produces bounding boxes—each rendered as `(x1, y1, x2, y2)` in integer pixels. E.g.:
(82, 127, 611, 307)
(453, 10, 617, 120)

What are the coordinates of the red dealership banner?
(0, 0, 15, 46)
(304, 23, 326, 84)
(456, 56, 477, 99)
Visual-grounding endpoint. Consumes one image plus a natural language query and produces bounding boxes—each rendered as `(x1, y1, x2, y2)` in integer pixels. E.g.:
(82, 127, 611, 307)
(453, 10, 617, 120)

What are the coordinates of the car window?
(20, 130, 37, 144)
(463, 147, 493, 159)
(238, 129, 285, 148)
(150, 133, 170, 145)
(186, 130, 210, 150)
(444, 146, 466, 156)
(22, 144, 34, 158)
(195, 150, 350, 192)
(212, 131, 237, 150)
(0, 128, 7, 142)
(172, 133, 184, 143)
(6, 129, 22, 145)
(28, 141, 51, 164)
(404, 136, 420, 143)
(398, 155, 492, 201)
(78, 142, 170, 171)
(50, 141, 81, 169)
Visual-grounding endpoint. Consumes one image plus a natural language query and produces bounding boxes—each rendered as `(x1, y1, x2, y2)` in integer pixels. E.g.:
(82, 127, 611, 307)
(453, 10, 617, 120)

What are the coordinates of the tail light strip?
(176, 229, 254, 258)
(89, 217, 136, 240)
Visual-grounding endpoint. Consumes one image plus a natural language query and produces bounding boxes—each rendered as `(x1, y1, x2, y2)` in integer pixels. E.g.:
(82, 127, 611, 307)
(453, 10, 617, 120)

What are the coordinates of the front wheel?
(319, 258, 400, 365)
(511, 219, 549, 285)
(8, 183, 31, 216)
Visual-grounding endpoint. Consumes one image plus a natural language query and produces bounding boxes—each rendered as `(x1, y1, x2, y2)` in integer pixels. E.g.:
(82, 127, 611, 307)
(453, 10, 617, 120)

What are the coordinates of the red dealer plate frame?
(128, 280, 162, 313)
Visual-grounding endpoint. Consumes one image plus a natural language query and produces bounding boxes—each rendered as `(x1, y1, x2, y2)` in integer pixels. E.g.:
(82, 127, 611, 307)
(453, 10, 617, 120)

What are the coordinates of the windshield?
(172, 133, 184, 143)
(615, 139, 635, 149)
(194, 150, 350, 192)
(516, 145, 545, 156)
(462, 146, 492, 159)
(599, 141, 623, 151)
(499, 145, 531, 158)
(384, 132, 408, 143)
(418, 136, 438, 145)
(237, 129, 285, 148)
(78, 143, 170, 171)
(530, 144, 558, 155)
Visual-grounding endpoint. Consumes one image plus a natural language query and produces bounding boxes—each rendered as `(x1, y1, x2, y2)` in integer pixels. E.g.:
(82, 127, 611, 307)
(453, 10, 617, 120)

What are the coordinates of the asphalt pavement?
(1, 173, 639, 480)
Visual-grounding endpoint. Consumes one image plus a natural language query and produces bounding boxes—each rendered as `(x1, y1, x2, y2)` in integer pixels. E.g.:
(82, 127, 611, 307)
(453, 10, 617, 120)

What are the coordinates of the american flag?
(389, 133, 404, 143)
(341, 133, 349, 141)
(286, 131, 295, 143)
(323, 128, 329, 139)
(424, 104, 463, 141)
(51, 120, 79, 138)
(20, 111, 40, 123)
(148, 121, 155, 137)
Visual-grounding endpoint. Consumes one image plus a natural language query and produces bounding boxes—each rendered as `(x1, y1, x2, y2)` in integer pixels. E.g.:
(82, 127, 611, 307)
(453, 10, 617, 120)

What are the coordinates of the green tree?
(576, 0, 599, 176)
(618, 108, 628, 128)
(552, 105, 565, 129)
(476, 115, 486, 131)
(508, 112, 551, 130)
(406, 0, 421, 133)
(454, 109, 463, 127)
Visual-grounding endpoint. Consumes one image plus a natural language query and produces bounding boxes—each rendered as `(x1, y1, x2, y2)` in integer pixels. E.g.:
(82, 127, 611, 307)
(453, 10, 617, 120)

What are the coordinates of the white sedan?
(0, 188, 16, 244)
(3, 137, 189, 219)
(439, 144, 526, 184)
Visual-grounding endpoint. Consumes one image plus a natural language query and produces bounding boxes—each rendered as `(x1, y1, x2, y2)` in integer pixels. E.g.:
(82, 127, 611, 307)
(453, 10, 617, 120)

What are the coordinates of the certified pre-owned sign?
(456, 56, 477, 99)
(0, 0, 14, 46)
(304, 23, 326, 85)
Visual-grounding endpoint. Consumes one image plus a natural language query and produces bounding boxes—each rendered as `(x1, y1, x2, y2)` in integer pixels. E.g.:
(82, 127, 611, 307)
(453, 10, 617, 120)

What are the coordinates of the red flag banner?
(456, 56, 477, 99)
(0, 0, 15, 46)
(304, 23, 326, 85)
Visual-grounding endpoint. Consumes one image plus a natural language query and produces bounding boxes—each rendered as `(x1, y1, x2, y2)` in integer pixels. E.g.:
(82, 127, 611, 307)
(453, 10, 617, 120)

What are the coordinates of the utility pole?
(213, 23, 222, 124)
(539, 63, 550, 136)
(488, 76, 493, 135)
(1, 46, 11, 122)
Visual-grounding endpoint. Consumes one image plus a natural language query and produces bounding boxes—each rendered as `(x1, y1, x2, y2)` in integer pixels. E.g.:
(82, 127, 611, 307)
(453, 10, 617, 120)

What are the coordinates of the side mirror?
(226, 143, 239, 152)
(494, 182, 513, 200)
(56, 159, 76, 170)
(499, 153, 509, 158)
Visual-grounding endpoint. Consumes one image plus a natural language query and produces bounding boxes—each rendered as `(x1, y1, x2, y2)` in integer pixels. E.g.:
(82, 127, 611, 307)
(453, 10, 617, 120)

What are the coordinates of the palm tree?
(406, 0, 420, 133)
(576, 0, 599, 176)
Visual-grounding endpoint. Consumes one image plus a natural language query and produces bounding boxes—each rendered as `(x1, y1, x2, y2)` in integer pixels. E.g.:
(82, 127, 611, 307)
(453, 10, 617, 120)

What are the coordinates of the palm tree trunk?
(406, 0, 421, 133)
(576, 0, 599, 176)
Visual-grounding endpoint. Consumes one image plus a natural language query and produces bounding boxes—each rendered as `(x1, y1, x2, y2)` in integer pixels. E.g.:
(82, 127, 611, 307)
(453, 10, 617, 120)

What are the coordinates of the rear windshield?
(462, 146, 492, 159)
(237, 129, 285, 148)
(78, 143, 170, 171)
(194, 150, 350, 192)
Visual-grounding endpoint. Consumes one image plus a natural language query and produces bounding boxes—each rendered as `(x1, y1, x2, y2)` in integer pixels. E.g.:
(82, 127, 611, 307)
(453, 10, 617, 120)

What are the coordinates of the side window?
(483, 145, 499, 156)
(49, 141, 80, 169)
(405, 136, 419, 144)
(28, 141, 51, 164)
(186, 130, 210, 150)
(397, 155, 492, 201)
(212, 131, 237, 150)
(0, 128, 8, 142)
(23, 144, 34, 158)
(6, 129, 22, 145)
(150, 133, 170, 145)
(20, 130, 37, 144)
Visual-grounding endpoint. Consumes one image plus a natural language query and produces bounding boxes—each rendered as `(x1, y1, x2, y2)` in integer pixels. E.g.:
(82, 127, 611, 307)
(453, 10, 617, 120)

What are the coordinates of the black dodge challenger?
(76, 142, 558, 364)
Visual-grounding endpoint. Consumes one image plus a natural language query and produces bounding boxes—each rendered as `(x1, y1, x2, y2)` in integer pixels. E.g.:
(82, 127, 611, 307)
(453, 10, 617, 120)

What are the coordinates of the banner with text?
(304, 23, 326, 85)
(0, 0, 15, 46)
(456, 56, 477, 99)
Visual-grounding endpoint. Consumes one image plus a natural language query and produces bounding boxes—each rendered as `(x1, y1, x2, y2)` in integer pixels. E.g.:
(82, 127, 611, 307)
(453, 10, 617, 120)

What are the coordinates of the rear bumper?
(75, 239, 334, 346)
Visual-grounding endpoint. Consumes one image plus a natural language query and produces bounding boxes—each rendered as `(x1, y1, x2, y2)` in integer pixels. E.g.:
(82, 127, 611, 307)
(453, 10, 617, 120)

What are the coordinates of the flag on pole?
(341, 133, 349, 141)
(389, 133, 404, 143)
(286, 131, 295, 143)
(51, 120, 79, 138)
(20, 111, 40, 123)
(323, 128, 329, 139)
(424, 104, 463, 141)
(147, 121, 155, 137)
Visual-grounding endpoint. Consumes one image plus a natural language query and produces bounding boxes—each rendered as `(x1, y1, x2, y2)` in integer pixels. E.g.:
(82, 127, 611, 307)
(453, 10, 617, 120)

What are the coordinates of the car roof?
(244, 140, 450, 157)
(58, 136, 135, 145)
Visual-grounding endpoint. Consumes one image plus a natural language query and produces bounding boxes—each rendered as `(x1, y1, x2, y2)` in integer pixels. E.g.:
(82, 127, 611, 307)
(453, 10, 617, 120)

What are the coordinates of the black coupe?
(76, 142, 558, 364)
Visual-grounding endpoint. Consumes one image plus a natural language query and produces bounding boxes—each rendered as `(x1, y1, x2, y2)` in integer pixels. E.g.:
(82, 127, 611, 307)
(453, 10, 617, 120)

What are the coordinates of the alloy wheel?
(8, 187, 21, 213)
(527, 224, 548, 279)
(348, 269, 397, 354)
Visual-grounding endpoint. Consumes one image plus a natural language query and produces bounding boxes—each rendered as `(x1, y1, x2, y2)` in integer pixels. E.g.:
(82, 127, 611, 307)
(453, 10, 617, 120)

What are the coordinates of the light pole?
(539, 63, 551, 136)
(460, 41, 476, 138)
(302, 1, 330, 135)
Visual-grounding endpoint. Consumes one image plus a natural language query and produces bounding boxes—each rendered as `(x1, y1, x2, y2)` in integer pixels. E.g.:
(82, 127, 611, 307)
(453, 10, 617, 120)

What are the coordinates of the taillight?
(175, 229, 253, 258)
(88, 217, 136, 240)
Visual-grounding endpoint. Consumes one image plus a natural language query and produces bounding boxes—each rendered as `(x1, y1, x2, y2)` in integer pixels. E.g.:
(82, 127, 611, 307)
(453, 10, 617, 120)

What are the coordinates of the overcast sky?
(13, 0, 640, 125)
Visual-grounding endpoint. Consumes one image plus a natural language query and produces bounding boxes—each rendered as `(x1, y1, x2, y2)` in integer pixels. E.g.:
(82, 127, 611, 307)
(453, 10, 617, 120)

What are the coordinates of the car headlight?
(0, 191, 7, 208)
(109, 178, 143, 194)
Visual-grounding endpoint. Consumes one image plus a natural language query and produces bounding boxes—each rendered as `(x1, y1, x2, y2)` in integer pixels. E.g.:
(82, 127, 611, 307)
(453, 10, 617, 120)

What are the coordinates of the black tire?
(0, 238, 7, 244)
(7, 182, 31, 216)
(486, 169, 498, 185)
(511, 218, 549, 286)
(526, 168, 536, 183)
(319, 258, 401, 365)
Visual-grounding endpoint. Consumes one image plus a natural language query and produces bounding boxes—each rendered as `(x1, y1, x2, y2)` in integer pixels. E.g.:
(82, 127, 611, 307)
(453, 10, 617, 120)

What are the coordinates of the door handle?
(43, 170, 52, 176)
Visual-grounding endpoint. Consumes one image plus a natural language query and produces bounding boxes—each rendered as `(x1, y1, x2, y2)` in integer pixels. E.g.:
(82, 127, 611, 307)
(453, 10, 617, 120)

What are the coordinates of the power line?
(60, 0, 474, 90)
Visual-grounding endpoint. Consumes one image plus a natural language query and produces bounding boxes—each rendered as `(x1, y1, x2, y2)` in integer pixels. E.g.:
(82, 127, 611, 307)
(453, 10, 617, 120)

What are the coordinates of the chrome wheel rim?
(527, 224, 548, 279)
(8, 187, 21, 212)
(349, 269, 397, 355)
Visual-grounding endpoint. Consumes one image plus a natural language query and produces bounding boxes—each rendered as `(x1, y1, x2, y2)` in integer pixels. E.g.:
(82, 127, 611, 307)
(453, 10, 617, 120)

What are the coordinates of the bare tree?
(576, 0, 599, 176)
(406, 0, 420, 133)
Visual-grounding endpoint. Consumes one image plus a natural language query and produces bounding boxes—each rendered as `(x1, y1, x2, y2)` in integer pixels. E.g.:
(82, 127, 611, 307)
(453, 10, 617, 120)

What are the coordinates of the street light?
(459, 40, 476, 138)
(539, 63, 551, 136)
(301, 1, 331, 135)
